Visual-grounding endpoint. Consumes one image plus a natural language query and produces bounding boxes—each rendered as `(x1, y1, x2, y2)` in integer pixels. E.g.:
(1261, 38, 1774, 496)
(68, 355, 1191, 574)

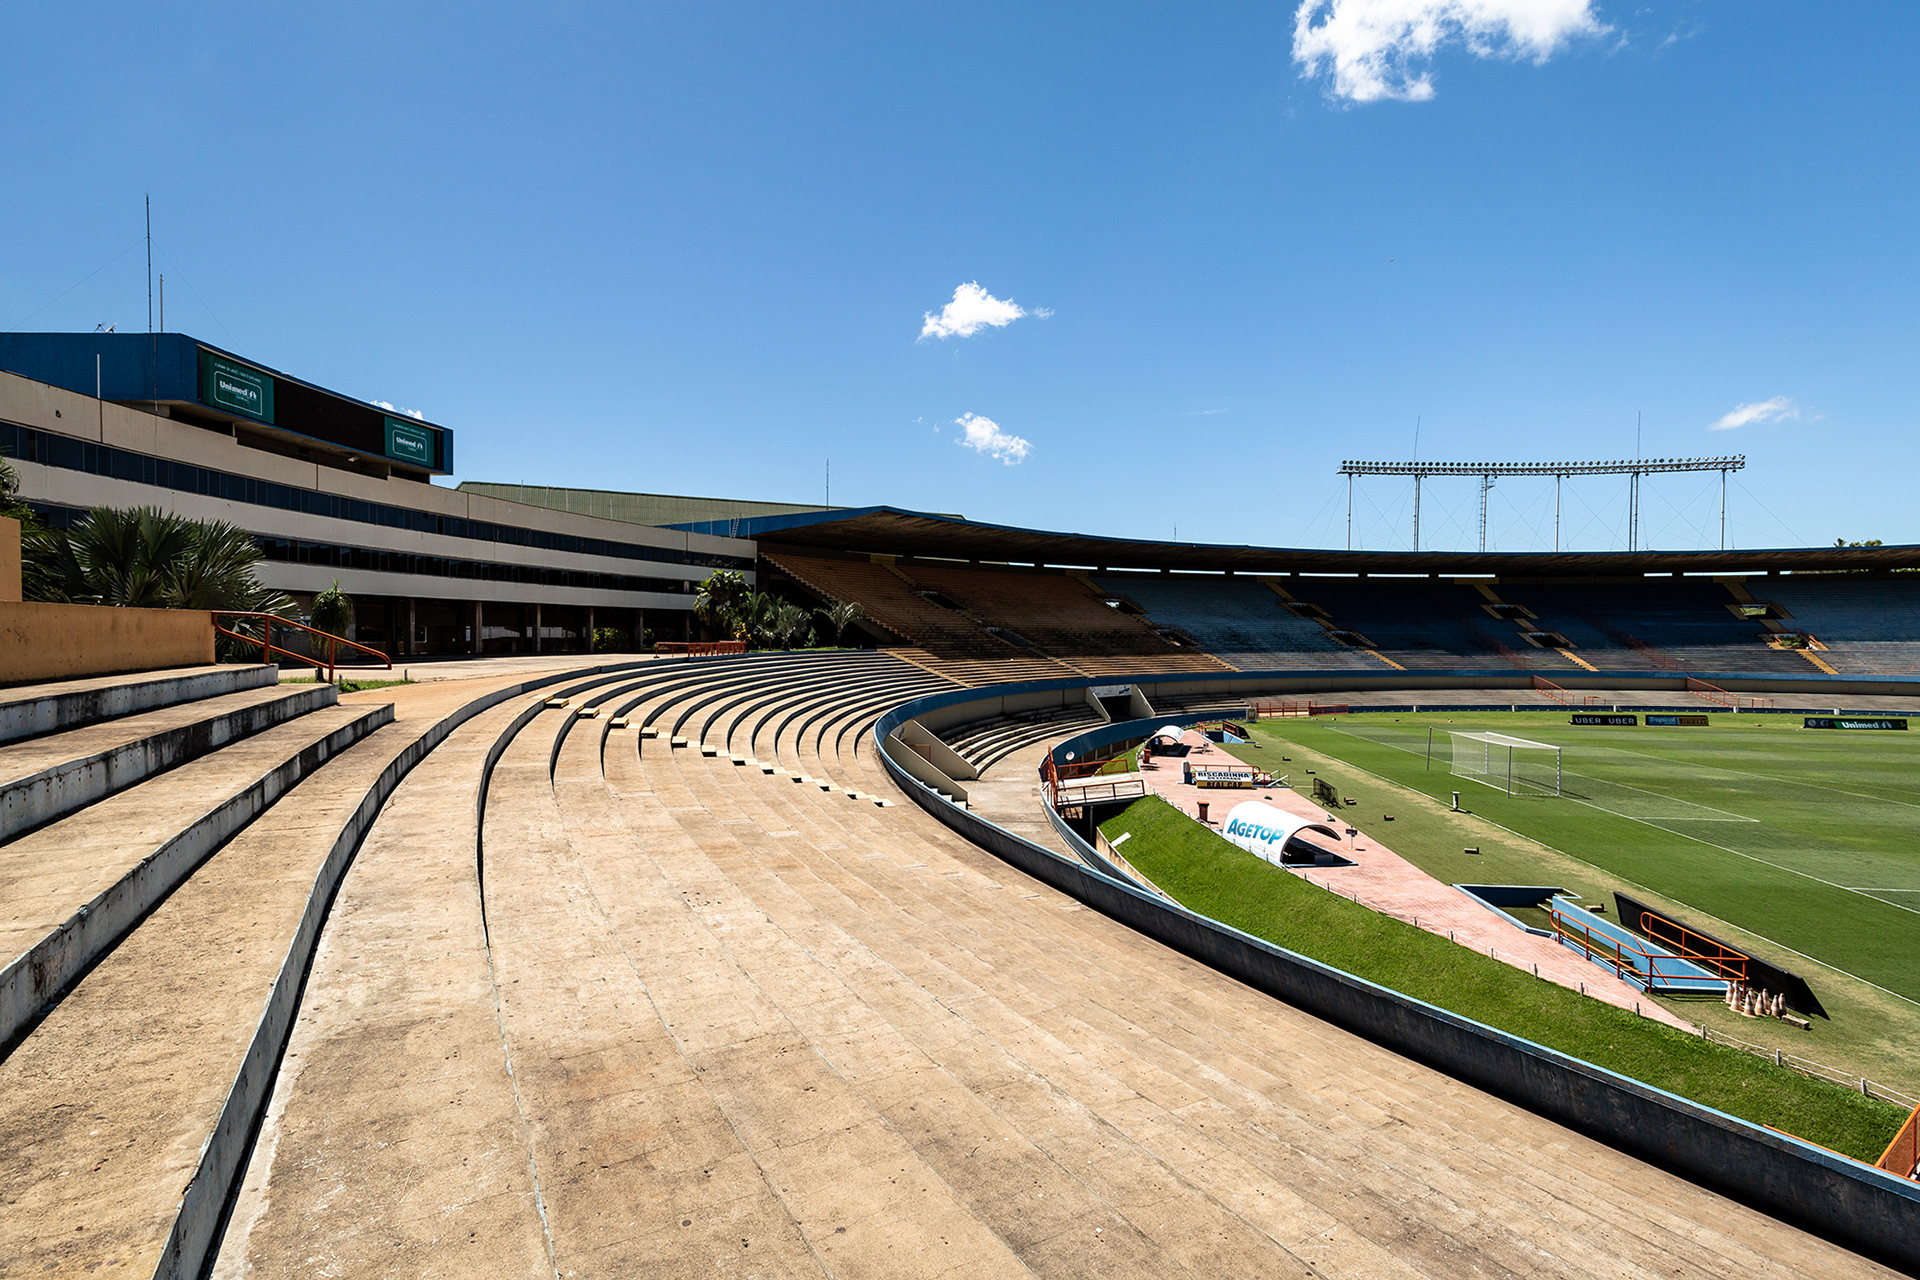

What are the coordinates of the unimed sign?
(384, 417, 434, 466)
(198, 352, 273, 422)
(1804, 717, 1908, 731)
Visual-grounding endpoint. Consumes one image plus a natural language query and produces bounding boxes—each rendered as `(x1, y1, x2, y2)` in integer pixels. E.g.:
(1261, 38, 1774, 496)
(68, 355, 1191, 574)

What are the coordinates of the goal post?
(1447, 730, 1562, 797)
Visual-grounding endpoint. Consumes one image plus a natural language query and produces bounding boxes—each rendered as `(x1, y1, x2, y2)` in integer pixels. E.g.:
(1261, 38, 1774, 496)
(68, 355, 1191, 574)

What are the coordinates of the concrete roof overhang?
(721, 506, 1920, 577)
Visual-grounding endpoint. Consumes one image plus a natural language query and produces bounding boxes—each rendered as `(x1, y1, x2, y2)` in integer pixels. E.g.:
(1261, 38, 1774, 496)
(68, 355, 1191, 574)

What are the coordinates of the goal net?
(1446, 731, 1562, 797)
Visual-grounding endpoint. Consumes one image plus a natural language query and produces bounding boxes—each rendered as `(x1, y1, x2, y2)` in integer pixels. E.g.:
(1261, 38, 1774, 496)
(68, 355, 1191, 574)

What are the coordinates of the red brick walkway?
(1139, 730, 1694, 1030)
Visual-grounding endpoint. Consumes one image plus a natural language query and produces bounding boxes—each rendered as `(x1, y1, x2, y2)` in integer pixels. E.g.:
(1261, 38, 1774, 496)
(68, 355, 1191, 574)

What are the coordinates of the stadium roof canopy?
(676, 505, 1920, 577)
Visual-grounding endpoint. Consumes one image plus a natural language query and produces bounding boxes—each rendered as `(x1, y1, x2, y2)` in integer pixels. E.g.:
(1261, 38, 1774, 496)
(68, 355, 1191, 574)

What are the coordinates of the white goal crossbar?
(1444, 730, 1563, 796)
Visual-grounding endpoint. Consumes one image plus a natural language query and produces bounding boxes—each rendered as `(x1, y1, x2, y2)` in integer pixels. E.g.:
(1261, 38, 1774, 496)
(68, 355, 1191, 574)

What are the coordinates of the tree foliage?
(694, 569, 751, 638)
(814, 599, 865, 646)
(25, 506, 290, 614)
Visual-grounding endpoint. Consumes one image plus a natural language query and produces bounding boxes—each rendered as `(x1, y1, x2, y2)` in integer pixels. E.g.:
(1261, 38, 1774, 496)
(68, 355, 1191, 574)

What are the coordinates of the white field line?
(1341, 724, 1920, 917)
(1349, 726, 1758, 821)
(1537, 735, 1920, 816)
(1282, 725, 1920, 1005)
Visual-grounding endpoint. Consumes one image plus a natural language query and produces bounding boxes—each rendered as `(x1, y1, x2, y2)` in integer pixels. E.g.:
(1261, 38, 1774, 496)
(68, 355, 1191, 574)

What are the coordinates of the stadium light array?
(1336, 456, 1747, 553)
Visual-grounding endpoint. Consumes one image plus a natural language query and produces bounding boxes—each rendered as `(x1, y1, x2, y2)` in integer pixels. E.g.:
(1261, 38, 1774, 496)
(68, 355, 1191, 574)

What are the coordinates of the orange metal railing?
(655, 640, 748, 656)
(1533, 674, 1600, 706)
(213, 611, 393, 683)
(1634, 910, 1750, 981)
(1250, 700, 1350, 719)
(1686, 675, 1773, 710)
(1877, 1104, 1920, 1180)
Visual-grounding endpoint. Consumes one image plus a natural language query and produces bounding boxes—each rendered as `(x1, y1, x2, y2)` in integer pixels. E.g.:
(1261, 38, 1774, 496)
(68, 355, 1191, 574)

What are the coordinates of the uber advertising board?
(1571, 714, 1638, 726)
(1647, 714, 1711, 727)
(1804, 717, 1908, 731)
(198, 351, 274, 422)
(384, 416, 436, 467)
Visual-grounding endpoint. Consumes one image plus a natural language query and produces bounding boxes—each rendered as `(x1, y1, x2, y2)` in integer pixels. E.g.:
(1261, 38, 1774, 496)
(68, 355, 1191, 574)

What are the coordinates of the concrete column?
(533, 603, 542, 653)
(406, 598, 416, 656)
(472, 601, 483, 655)
(586, 605, 595, 653)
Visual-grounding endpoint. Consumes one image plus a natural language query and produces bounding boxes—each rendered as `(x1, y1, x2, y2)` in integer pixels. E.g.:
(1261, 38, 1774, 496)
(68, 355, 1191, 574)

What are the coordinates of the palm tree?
(694, 569, 750, 639)
(25, 506, 291, 615)
(775, 601, 814, 649)
(308, 580, 355, 674)
(739, 592, 783, 649)
(814, 599, 865, 646)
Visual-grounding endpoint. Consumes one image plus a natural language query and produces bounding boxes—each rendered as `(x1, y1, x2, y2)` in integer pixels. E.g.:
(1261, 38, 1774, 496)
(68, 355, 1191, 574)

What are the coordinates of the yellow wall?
(0, 517, 19, 603)
(0, 601, 213, 683)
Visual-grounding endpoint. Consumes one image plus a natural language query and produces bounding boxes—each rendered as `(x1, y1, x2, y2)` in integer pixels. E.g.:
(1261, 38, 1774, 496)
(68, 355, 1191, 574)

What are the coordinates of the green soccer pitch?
(1233, 710, 1920, 1008)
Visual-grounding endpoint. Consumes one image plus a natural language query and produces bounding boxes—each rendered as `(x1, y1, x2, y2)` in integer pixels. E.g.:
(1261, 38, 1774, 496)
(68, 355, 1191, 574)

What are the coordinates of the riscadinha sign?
(198, 351, 274, 422)
(384, 417, 435, 466)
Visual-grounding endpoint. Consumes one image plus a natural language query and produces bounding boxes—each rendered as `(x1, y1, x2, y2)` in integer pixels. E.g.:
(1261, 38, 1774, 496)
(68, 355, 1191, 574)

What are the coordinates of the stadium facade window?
(0, 421, 750, 572)
(29, 503, 694, 595)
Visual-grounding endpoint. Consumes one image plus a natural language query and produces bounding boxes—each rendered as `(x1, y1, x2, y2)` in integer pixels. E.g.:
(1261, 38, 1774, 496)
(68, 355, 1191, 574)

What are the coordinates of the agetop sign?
(384, 417, 435, 466)
(1220, 801, 1339, 868)
(1804, 717, 1908, 731)
(1647, 714, 1711, 727)
(198, 352, 274, 422)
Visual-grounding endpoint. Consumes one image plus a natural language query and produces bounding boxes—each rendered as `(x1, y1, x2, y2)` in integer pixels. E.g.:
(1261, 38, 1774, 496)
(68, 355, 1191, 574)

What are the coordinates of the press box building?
(0, 333, 755, 655)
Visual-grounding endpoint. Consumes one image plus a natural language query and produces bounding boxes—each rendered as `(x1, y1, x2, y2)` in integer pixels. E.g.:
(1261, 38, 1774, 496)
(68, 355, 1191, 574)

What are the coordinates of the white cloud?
(954, 413, 1032, 464)
(1710, 396, 1800, 431)
(920, 282, 1030, 340)
(1292, 0, 1607, 103)
(373, 399, 425, 420)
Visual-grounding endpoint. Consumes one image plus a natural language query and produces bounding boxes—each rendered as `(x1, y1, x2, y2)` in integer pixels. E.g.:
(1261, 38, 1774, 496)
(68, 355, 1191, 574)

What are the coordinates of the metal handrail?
(213, 610, 393, 683)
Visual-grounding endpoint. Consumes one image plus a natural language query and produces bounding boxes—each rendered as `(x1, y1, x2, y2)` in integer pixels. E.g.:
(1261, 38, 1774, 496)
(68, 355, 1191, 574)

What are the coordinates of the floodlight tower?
(1338, 456, 1746, 553)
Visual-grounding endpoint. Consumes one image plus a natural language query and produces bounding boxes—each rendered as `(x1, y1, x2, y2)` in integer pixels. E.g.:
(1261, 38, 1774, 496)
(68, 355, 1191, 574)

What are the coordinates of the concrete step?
(0, 717, 417, 1277)
(0, 664, 278, 747)
(0, 682, 338, 844)
(0, 701, 391, 1048)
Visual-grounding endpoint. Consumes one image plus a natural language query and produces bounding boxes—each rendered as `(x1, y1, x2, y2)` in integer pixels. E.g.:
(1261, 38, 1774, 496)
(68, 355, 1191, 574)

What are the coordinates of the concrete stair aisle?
(0, 679, 339, 841)
(209, 686, 618, 1278)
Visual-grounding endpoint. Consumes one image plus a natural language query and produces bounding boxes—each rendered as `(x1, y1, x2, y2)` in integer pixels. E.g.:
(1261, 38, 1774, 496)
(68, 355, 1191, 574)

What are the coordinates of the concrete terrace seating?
(1500, 580, 1811, 674)
(1762, 576, 1920, 675)
(1092, 573, 1377, 671)
(201, 653, 1893, 1278)
(1285, 578, 1526, 670)
(903, 563, 1229, 677)
(768, 552, 1226, 683)
(0, 664, 398, 1276)
(940, 703, 1105, 773)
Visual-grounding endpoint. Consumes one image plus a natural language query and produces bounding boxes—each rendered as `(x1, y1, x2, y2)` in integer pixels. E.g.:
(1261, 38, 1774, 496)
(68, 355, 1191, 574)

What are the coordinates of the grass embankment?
(1099, 794, 1906, 1161)
(1228, 718, 1920, 1096)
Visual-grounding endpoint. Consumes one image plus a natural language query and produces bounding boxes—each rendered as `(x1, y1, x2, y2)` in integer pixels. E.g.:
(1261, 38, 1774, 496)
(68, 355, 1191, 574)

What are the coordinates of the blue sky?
(3, 2, 1915, 552)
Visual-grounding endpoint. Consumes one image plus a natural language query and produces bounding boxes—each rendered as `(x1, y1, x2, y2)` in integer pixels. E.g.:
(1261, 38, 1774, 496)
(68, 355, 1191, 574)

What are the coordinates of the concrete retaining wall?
(0, 600, 213, 684)
(874, 676, 1920, 1270)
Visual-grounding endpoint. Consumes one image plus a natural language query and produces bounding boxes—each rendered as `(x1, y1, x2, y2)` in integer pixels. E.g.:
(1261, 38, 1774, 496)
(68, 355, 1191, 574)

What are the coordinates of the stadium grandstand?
(6, 346, 1920, 1275)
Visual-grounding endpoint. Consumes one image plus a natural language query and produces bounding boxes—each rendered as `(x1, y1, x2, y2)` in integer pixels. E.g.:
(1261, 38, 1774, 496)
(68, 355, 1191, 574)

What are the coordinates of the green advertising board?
(198, 351, 274, 422)
(384, 417, 435, 467)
